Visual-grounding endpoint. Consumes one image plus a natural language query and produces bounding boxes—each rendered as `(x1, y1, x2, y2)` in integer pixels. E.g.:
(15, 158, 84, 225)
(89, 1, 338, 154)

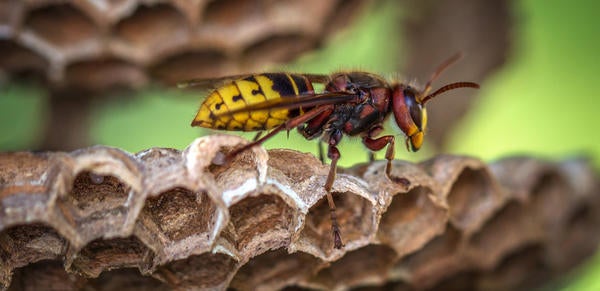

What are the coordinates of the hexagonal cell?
(227, 193, 296, 253)
(155, 252, 238, 289)
(113, 4, 190, 62)
(7, 260, 81, 291)
(299, 191, 375, 257)
(150, 50, 230, 85)
(394, 226, 465, 289)
(144, 188, 218, 242)
(67, 236, 152, 278)
(0, 223, 66, 270)
(476, 244, 548, 291)
(23, 4, 99, 49)
(64, 58, 146, 91)
(267, 149, 327, 183)
(242, 34, 316, 67)
(547, 203, 600, 271)
(67, 171, 129, 213)
(230, 248, 322, 290)
(312, 245, 398, 289)
(0, 40, 48, 81)
(202, 0, 264, 28)
(57, 170, 134, 245)
(446, 168, 497, 233)
(0, 1, 25, 37)
(321, 0, 369, 36)
(74, 0, 138, 26)
(466, 200, 543, 269)
(378, 186, 447, 257)
(0, 152, 62, 228)
(528, 172, 571, 231)
(426, 271, 479, 291)
(86, 268, 169, 291)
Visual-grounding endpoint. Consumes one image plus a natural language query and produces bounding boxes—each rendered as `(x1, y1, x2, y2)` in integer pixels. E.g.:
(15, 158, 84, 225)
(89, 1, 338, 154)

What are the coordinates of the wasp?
(179, 54, 479, 249)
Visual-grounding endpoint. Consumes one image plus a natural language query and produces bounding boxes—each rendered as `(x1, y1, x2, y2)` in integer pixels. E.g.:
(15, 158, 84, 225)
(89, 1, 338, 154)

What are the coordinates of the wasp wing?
(214, 92, 359, 118)
(177, 74, 254, 89)
(178, 73, 330, 89)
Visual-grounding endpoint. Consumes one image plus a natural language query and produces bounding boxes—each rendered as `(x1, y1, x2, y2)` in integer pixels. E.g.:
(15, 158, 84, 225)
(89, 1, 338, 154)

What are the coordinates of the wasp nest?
(1, 135, 599, 290)
(0, 0, 368, 89)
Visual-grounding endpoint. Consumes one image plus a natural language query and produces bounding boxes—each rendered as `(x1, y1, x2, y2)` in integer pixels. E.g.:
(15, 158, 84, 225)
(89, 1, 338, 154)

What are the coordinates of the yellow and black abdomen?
(192, 73, 314, 131)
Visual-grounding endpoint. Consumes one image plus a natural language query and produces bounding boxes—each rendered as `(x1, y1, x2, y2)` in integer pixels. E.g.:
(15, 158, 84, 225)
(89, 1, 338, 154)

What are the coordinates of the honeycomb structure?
(0, 0, 368, 90)
(1, 135, 599, 290)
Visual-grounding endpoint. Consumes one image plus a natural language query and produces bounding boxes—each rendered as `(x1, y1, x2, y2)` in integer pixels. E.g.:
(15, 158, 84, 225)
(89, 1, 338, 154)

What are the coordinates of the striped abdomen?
(192, 73, 315, 131)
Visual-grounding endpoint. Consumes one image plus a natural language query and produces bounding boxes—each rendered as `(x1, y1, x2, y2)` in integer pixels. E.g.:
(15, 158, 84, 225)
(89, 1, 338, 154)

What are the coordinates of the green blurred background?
(1, 0, 599, 289)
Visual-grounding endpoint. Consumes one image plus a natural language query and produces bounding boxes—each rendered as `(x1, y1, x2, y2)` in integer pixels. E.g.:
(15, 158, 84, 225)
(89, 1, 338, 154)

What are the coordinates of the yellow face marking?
(410, 132, 424, 151)
(421, 108, 428, 132)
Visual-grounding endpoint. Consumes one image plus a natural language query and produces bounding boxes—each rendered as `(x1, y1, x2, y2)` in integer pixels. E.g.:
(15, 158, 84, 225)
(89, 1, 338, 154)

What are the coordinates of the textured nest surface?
(0, 0, 367, 90)
(1, 135, 599, 290)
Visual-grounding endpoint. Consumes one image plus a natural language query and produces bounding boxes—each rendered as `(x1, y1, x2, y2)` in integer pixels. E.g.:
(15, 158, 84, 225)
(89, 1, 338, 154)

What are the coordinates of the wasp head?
(391, 82, 479, 152)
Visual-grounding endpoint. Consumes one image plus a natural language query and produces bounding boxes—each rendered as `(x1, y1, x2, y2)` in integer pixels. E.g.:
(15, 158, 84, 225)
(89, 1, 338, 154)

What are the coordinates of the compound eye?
(403, 90, 423, 130)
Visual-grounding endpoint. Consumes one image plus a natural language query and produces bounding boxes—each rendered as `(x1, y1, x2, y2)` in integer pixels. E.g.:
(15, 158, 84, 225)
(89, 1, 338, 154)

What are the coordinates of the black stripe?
(246, 75, 266, 97)
(291, 74, 310, 94)
(263, 73, 296, 97)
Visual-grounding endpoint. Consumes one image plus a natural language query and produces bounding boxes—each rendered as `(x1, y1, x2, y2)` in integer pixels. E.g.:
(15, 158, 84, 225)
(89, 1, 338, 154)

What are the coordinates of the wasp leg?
(252, 131, 264, 142)
(324, 144, 344, 249)
(368, 151, 376, 163)
(362, 135, 409, 186)
(324, 130, 344, 249)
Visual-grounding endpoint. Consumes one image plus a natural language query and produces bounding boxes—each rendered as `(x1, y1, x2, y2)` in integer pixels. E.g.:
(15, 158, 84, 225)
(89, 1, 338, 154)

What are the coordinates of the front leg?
(324, 129, 344, 249)
(362, 134, 411, 186)
(362, 134, 395, 177)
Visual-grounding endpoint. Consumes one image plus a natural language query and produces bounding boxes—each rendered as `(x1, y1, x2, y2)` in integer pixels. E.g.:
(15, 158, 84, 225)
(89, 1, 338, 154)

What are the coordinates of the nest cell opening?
(157, 253, 237, 289)
(7, 260, 78, 291)
(301, 191, 375, 253)
(313, 245, 398, 289)
(202, 0, 265, 28)
(529, 172, 571, 228)
(446, 168, 494, 232)
(0, 40, 48, 81)
(477, 244, 548, 291)
(86, 268, 170, 291)
(242, 34, 315, 67)
(467, 200, 540, 269)
(150, 50, 228, 85)
(395, 225, 464, 287)
(551, 203, 600, 270)
(0, 223, 66, 269)
(64, 58, 145, 91)
(24, 4, 99, 49)
(230, 248, 321, 290)
(144, 188, 217, 242)
(378, 186, 446, 257)
(228, 194, 295, 251)
(114, 4, 188, 56)
(68, 236, 151, 278)
(66, 171, 130, 215)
